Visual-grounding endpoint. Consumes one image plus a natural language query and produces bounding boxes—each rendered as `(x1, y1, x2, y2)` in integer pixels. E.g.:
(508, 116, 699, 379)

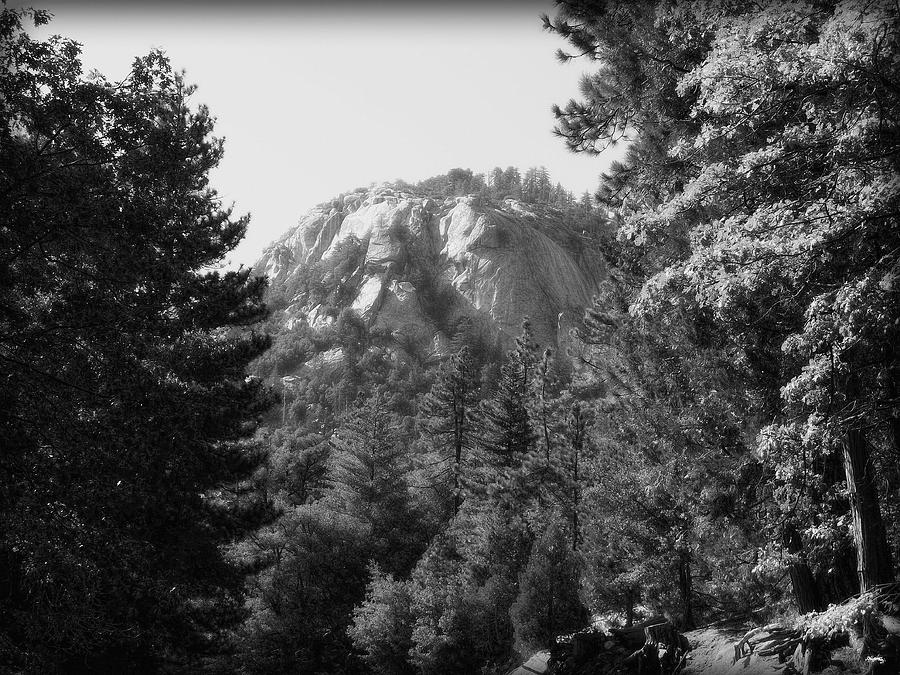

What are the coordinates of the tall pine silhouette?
(0, 9, 271, 671)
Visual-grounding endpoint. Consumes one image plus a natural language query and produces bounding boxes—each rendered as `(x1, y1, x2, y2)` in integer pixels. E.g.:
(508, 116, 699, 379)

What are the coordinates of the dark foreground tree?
(0, 9, 271, 672)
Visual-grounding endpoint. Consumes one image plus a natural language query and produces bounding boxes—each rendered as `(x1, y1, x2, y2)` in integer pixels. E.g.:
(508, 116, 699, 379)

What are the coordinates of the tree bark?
(453, 411, 462, 517)
(625, 588, 636, 627)
(453, 393, 467, 517)
(678, 553, 695, 629)
(842, 368, 893, 591)
(784, 524, 823, 613)
(819, 449, 861, 604)
(789, 564, 823, 615)
(571, 413, 582, 552)
(843, 425, 893, 590)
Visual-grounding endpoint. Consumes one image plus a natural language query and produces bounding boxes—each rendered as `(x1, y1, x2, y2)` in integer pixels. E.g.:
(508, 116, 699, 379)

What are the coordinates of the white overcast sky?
(24, 2, 628, 269)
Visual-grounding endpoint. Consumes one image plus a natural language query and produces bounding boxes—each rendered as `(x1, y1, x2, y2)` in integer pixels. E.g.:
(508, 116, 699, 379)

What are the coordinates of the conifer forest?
(1, 2, 899, 674)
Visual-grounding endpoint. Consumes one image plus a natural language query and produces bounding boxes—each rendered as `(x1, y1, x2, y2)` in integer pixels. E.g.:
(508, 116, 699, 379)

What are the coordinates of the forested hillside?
(1, 1, 898, 674)
(233, 172, 611, 672)
(231, 1, 900, 673)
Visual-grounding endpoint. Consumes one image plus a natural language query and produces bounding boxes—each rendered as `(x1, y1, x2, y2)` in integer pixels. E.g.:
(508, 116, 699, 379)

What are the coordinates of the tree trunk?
(572, 494, 579, 552)
(571, 436, 580, 552)
(837, 359, 893, 592)
(843, 424, 893, 591)
(567, 404, 585, 551)
(453, 401, 465, 517)
(625, 588, 636, 627)
(789, 564, 823, 615)
(821, 542, 860, 605)
(678, 553, 695, 629)
(884, 344, 900, 459)
(784, 524, 823, 613)
(819, 449, 860, 604)
(547, 572, 556, 641)
(453, 427, 462, 517)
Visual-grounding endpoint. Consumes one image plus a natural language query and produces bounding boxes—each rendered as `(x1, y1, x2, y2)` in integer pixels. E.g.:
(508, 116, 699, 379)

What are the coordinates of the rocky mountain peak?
(255, 183, 609, 355)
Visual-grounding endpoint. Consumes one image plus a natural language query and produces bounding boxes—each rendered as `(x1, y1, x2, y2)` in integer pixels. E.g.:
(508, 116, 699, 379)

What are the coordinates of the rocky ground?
(532, 618, 872, 675)
(680, 625, 749, 675)
(681, 625, 866, 675)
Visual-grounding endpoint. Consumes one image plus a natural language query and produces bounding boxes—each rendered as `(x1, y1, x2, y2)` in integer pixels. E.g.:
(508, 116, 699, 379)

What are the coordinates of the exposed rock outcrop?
(255, 183, 608, 355)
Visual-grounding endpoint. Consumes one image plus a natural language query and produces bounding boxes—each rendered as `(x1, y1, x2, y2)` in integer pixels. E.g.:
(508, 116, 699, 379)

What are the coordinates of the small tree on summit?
(446, 167, 474, 196)
(502, 166, 523, 199)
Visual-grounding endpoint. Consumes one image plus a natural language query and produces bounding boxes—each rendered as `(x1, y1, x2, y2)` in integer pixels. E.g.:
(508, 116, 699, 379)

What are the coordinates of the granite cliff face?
(255, 184, 608, 356)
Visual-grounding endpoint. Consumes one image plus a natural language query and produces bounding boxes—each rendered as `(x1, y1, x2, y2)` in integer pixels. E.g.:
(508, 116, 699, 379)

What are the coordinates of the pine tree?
(476, 321, 539, 504)
(502, 166, 523, 199)
(490, 166, 505, 198)
(480, 322, 539, 463)
(266, 428, 331, 506)
(574, 277, 760, 628)
(0, 9, 271, 670)
(510, 515, 587, 657)
(349, 564, 416, 675)
(419, 346, 480, 516)
(446, 167, 473, 196)
(578, 190, 593, 212)
(522, 167, 539, 203)
(235, 502, 371, 674)
(522, 348, 564, 508)
(536, 166, 552, 203)
(470, 172, 488, 195)
(557, 398, 590, 551)
(328, 392, 419, 574)
(547, 0, 900, 626)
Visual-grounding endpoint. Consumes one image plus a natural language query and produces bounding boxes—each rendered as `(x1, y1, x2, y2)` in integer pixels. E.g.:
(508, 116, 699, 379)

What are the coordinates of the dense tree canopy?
(0, 8, 271, 672)
(5, 1, 899, 673)
(546, 0, 899, 646)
